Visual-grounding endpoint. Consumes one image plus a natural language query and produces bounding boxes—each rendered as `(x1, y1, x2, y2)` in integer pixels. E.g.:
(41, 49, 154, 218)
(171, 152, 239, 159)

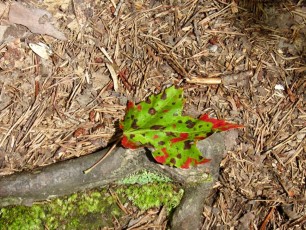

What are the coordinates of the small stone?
(275, 84, 285, 90)
(209, 45, 218, 52)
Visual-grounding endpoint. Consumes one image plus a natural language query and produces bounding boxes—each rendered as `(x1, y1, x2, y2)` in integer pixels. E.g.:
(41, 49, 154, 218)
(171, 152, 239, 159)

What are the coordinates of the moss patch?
(117, 183, 183, 211)
(0, 189, 123, 230)
(0, 182, 183, 229)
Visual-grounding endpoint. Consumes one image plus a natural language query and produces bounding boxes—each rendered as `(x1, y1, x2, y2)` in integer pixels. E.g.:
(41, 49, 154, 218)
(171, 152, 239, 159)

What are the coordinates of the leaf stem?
(83, 137, 122, 174)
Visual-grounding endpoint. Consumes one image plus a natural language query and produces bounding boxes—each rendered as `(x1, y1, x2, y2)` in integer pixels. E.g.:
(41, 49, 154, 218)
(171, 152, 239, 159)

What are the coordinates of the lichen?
(118, 169, 172, 185)
(186, 173, 212, 185)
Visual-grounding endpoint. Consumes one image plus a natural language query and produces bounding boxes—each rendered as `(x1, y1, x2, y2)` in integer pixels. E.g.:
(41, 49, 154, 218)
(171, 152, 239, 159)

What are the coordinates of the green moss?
(116, 183, 184, 212)
(117, 170, 183, 212)
(0, 172, 184, 229)
(0, 189, 123, 230)
(0, 205, 44, 230)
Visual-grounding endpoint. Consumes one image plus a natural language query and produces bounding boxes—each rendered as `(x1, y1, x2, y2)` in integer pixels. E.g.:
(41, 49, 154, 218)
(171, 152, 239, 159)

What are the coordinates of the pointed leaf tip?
(199, 114, 243, 131)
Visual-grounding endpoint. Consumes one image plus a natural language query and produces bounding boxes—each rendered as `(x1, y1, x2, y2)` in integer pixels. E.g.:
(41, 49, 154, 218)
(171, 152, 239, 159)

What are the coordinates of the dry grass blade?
(109, 188, 130, 215)
(259, 207, 276, 230)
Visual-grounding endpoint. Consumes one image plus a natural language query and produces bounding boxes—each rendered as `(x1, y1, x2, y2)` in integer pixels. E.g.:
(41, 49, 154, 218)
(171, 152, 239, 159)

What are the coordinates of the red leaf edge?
(199, 114, 243, 131)
(181, 157, 211, 169)
(127, 101, 134, 110)
(121, 135, 138, 149)
(170, 133, 188, 144)
(154, 147, 169, 164)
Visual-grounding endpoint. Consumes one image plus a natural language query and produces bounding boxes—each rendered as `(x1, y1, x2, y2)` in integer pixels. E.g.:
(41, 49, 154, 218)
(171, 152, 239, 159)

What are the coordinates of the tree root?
(0, 131, 238, 229)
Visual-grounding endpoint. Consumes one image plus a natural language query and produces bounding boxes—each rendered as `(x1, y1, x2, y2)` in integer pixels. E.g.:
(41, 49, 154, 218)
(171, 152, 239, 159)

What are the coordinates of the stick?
(114, 0, 124, 16)
(83, 138, 121, 174)
(186, 77, 222, 85)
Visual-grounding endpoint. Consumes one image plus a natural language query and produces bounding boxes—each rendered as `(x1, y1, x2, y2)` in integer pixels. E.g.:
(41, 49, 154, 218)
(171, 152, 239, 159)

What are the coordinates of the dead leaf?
(29, 42, 53, 59)
(9, 2, 66, 40)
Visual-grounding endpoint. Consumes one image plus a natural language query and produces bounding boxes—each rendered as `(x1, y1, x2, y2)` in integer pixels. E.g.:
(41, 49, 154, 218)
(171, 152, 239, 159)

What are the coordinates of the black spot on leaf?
(177, 153, 182, 159)
(184, 140, 192, 150)
(185, 120, 196, 128)
(158, 141, 165, 145)
(170, 158, 176, 164)
(146, 97, 151, 104)
(148, 108, 156, 115)
(131, 119, 139, 129)
(130, 134, 135, 139)
(150, 125, 165, 130)
(166, 132, 175, 137)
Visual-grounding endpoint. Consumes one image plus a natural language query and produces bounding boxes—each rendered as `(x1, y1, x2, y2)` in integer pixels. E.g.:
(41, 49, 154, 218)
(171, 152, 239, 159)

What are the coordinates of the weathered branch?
(0, 131, 238, 229)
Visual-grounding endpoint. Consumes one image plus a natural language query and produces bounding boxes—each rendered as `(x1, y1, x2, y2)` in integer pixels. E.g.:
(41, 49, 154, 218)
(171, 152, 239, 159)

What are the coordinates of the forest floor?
(0, 0, 305, 229)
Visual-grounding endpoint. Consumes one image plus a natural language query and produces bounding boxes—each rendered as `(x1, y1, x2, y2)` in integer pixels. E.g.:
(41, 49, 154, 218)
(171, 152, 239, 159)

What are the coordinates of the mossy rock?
(0, 189, 122, 230)
(0, 182, 183, 229)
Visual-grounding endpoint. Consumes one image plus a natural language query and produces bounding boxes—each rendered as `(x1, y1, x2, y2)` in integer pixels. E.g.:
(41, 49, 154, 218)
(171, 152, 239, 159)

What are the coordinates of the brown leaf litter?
(0, 0, 305, 229)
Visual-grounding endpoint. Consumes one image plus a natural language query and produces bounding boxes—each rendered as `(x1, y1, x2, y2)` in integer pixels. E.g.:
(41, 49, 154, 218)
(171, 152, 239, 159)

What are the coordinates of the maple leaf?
(120, 86, 243, 169)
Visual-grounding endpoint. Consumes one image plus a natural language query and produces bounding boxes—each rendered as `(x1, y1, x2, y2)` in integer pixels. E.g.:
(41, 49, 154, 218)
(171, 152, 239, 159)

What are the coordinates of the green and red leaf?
(120, 86, 243, 168)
